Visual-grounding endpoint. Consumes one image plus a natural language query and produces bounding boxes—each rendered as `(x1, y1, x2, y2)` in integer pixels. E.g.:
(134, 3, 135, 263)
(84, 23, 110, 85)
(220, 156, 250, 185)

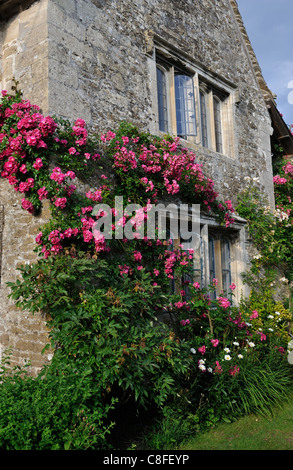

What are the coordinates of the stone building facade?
(0, 0, 285, 373)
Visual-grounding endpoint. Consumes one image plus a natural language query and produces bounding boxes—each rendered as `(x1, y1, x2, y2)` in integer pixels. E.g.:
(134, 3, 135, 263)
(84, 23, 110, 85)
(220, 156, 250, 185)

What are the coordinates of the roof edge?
(229, 0, 275, 104)
(0, 0, 37, 21)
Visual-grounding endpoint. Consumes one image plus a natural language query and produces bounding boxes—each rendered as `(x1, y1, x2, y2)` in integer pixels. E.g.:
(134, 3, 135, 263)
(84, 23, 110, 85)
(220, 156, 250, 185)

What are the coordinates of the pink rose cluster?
(227, 312, 248, 331)
(283, 161, 293, 175)
(0, 93, 101, 215)
(217, 296, 231, 309)
(113, 146, 137, 172)
(0, 97, 70, 214)
(1, 92, 235, 269)
(164, 248, 191, 279)
(36, 227, 79, 258)
(72, 118, 88, 146)
(0, 98, 58, 208)
(273, 175, 287, 185)
(110, 136, 234, 226)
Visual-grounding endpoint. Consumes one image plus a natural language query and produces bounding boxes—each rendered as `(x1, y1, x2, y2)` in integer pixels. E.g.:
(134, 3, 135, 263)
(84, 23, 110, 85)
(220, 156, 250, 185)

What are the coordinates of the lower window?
(208, 234, 231, 298)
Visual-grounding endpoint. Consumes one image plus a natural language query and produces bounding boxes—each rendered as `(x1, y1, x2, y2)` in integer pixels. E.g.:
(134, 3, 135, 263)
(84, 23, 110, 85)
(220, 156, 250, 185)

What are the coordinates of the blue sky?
(236, 0, 293, 126)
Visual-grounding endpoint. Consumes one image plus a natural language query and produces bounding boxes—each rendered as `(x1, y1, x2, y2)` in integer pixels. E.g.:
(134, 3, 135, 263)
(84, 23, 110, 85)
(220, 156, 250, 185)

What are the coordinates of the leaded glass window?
(200, 91, 208, 148)
(174, 74, 197, 139)
(208, 235, 216, 299)
(156, 66, 168, 133)
(221, 236, 231, 294)
(213, 96, 223, 153)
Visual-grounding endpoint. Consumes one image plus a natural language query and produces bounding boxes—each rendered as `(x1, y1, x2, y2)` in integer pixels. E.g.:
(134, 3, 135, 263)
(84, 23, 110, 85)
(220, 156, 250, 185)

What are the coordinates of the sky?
(236, 0, 293, 126)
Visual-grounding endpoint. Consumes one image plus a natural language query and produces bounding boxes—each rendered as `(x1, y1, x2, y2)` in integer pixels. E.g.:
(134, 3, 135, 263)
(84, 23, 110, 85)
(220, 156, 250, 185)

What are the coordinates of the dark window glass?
(213, 97, 223, 153)
(175, 74, 197, 139)
(221, 237, 231, 294)
(156, 67, 168, 133)
(181, 235, 203, 300)
(200, 91, 208, 147)
(208, 236, 216, 299)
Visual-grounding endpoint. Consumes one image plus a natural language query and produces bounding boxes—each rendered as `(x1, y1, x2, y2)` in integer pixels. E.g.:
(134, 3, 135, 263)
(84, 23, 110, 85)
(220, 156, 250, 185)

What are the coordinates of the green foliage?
(9, 254, 193, 411)
(1, 89, 293, 450)
(240, 288, 292, 344)
(236, 184, 291, 276)
(0, 352, 116, 450)
(143, 341, 293, 449)
(236, 145, 293, 307)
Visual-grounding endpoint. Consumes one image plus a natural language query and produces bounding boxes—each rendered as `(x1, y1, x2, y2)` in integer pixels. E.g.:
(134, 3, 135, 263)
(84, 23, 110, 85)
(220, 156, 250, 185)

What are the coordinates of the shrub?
(1, 87, 292, 449)
(0, 353, 116, 450)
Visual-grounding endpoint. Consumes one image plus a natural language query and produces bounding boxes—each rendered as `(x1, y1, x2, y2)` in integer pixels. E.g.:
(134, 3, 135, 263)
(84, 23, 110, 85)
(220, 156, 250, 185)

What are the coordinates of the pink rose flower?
(250, 310, 258, 320)
(193, 282, 201, 290)
(54, 197, 67, 209)
(198, 345, 206, 355)
(133, 250, 142, 261)
(217, 297, 231, 309)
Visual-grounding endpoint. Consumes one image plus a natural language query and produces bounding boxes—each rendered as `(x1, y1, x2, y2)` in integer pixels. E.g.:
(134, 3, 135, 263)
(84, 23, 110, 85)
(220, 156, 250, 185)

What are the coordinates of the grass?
(178, 397, 293, 450)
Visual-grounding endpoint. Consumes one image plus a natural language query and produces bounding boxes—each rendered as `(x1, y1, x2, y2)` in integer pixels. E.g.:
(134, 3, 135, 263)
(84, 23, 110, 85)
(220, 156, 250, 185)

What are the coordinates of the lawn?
(178, 397, 293, 450)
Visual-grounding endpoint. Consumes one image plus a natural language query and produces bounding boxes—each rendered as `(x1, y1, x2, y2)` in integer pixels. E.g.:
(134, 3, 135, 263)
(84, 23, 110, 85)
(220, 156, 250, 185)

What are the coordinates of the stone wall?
(0, 0, 276, 372)
(0, 0, 51, 373)
(0, 179, 51, 372)
(0, 0, 49, 114)
(0, 0, 275, 206)
(44, 0, 274, 207)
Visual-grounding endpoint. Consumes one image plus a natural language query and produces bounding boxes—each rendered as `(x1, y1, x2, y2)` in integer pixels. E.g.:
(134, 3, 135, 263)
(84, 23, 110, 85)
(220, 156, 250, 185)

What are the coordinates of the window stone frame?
(147, 32, 238, 159)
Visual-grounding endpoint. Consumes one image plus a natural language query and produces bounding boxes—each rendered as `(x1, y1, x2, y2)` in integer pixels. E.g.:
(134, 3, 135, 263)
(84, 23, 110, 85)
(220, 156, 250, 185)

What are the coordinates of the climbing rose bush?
(0, 87, 290, 372)
(1, 87, 292, 449)
(0, 88, 235, 259)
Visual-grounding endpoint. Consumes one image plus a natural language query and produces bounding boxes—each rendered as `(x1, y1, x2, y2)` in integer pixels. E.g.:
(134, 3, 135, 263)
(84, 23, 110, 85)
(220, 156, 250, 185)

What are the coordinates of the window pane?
(221, 238, 231, 294)
(200, 91, 208, 147)
(193, 236, 204, 286)
(167, 229, 175, 293)
(175, 74, 197, 139)
(181, 235, 203, 299)
(156, 67, 168, 133)
(208, 236, 216, 299)
(213, 97, 223, 153)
